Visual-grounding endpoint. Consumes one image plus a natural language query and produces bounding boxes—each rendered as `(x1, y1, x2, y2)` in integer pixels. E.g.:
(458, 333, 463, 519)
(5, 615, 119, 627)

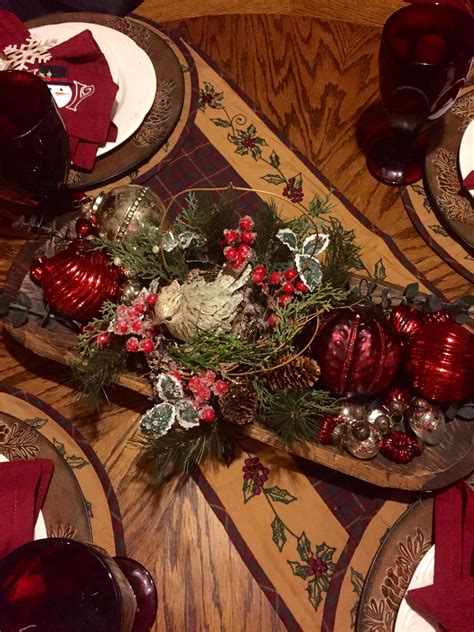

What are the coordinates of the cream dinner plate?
(30, 22, 157, 157)
(394, 545, 436, 632)
(459, 119, 474, 198)
(0, 454, 47, 540)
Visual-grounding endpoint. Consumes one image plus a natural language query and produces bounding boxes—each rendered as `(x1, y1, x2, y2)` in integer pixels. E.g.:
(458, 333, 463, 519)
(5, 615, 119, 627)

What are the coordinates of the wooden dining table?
(0, 1, 471, 630)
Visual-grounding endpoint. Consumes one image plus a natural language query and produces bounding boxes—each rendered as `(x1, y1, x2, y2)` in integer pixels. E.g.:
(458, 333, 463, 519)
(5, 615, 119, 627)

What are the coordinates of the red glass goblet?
(0, 70, 70, 203)
(0, 538, 157, 632)
(366, 3, 473, 186)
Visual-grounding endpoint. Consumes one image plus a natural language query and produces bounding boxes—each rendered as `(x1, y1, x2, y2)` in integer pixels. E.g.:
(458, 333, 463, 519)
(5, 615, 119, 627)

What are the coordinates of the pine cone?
(261, 355, 321, 391)
(220, 379, 258, 425)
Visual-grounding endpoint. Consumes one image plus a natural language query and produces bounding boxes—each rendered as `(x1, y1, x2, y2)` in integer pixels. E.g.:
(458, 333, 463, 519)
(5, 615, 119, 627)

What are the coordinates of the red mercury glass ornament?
(30, 240, 121, 322)
(405, 320, 474, 403)
(389, 304, 424, 340)
(310, 306, 402, 397)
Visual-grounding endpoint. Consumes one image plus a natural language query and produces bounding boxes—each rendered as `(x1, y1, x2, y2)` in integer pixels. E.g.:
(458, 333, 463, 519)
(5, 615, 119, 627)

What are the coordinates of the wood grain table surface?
(0, 3, 470, 630)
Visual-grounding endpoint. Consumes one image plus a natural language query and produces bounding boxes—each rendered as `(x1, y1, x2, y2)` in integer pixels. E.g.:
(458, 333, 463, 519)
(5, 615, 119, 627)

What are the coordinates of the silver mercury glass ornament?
(340, 401, 365, 422)
(407, 402, 446, 446)
(367, 405, 398, 436)
(121, 280, 142, 304)
(344, 421, 383, 460)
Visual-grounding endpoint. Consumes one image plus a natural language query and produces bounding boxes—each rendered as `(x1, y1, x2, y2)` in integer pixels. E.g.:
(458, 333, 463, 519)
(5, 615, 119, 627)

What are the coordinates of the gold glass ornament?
(90, 185, 165, 242)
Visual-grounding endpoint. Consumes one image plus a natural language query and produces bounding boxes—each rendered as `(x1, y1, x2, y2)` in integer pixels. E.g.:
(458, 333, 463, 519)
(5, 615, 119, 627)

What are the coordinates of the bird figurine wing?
(156, 266, 251, 341)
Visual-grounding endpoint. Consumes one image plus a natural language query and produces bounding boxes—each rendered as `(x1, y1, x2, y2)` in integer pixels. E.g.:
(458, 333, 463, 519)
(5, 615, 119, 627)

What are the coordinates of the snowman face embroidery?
(47, 83, 73, 109)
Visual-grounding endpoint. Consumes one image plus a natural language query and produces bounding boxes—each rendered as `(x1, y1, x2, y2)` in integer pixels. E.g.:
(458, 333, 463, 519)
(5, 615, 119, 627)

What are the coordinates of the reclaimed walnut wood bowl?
(4, 217, 474, 492)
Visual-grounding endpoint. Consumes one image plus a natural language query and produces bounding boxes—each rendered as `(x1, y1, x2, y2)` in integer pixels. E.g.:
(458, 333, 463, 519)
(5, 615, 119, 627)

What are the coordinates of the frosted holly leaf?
(3, 36, 56, 71)
(302, 232, 330, 258)
(139, 402, 175, 437)
(156, 373, 183, 402)
(178, 231, 200, 249)
(296, 254, 322, 291)
(277, 228, 298, 252)
(161, 231, 178, 252)
(176, 401, 200, 429)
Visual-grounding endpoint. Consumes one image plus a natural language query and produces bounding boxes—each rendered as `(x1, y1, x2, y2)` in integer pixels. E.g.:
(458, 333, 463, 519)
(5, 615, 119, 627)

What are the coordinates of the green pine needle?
(137, 420, 240, 488)
(255, 382, 339, 445)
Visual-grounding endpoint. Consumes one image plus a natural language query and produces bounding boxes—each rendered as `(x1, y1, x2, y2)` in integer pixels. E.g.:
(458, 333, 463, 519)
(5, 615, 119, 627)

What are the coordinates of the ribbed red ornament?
(405, 320, 474, 403)
(311, 307, 402, 397)
(30, 240, 120, 322)
(389, 304, 424, 340)
(380, 431, 421, 464)
(317, 414, 344, 444)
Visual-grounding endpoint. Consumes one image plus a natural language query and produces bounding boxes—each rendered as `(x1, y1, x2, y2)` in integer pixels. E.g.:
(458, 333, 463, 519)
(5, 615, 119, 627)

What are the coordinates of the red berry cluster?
(380, 431, 421, 464)
(97, 289, 158, 354)
(223, 215, 256, 269)
(251, 264, 309, 312)
(283, 176, 303, 203)
(172, 370, 229, 423)
(242, 456, 270, 495)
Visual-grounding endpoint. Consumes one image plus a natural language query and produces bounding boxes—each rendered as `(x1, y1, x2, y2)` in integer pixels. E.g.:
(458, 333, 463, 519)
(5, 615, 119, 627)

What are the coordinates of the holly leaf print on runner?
(199, 81, 224, 111)
(52, 438, 89, 469)
(297, 531, 312, 561)
(269, 150, 280, 168)
(228, 124, 268, 160)
(24, 417, 48, 429)
(262, 173, 286, 185)
(350, 567, 365, 628)
(211, 118, 231, 128)
(373, 258, 387, 281)
(264, 485, 297, 504)
(241, 453, 337, 611)
(271, 515, 287, 551)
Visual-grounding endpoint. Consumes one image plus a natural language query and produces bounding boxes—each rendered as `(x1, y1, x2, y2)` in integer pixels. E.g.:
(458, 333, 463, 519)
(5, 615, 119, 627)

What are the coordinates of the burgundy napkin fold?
(0, 459, 54, 560)
(463, 171, 474, 190)
(406, 482, 474, 632)
(0, 11, 118, 171)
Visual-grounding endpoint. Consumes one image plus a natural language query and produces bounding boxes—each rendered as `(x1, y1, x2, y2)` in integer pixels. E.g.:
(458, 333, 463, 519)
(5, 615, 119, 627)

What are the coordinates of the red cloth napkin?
(0, 11, 118, 171)
(463, 171, 474, 190)
(0, 459, 54, 560)
(406, 482, 474, 632)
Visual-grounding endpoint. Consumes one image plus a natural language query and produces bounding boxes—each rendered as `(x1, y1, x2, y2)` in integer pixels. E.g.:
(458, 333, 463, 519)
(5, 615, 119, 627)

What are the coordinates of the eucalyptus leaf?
(427, 295, 443, 313)
(17, 292, 31, 309)
(456, 404, 474, 420)
(0, 296, 10, 316)
(404, 283, 419, 299)
(10, 310, 28, 328)
(277, 228, 298, 252)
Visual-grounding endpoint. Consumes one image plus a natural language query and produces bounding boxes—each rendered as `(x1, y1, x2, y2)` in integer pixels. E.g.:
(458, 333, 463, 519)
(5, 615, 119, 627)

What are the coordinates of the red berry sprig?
(250, 263, 309, 311)
(222, 216, 256, 269)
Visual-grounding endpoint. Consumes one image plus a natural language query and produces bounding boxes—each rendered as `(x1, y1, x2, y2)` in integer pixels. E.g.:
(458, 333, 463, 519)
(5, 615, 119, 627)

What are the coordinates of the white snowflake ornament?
(3, 36, 57, 71)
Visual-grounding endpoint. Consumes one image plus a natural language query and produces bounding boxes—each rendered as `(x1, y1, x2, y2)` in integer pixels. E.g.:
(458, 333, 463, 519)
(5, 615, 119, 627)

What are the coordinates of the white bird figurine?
(154, 266, 251, 341)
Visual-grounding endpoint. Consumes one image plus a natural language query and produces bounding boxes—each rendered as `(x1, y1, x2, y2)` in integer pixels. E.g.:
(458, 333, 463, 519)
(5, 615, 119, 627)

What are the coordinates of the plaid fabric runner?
(94, 19, 438, 630)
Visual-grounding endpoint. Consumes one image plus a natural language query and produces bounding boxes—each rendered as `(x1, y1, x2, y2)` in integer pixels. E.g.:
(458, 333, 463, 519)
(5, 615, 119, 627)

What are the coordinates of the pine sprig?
(71, 346, 127, 407)
(137, 420, 240, 487)
(255, 382, 339, 444)
(169, 329, 274, 372)
(77, 300, 117, 357)
(321, 217, 365, 287)
(94, 224, 189, 282)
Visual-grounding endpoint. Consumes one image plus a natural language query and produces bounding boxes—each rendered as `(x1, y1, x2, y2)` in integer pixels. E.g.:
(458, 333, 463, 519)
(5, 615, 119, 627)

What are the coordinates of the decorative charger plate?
(0, 411, 91, 541)
(27, 12, 185, 189)
(424, 89, 474, 249)
(0, 385, 125, 555)
(357, 498, 433, 632)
